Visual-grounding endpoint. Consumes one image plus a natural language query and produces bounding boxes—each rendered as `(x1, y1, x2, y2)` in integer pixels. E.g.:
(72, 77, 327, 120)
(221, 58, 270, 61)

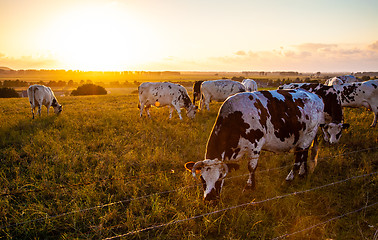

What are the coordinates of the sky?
(1, 0, 378, 72)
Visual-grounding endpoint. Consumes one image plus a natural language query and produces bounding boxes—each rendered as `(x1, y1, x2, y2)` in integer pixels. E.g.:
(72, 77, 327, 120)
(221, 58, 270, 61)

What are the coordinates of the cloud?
(368, 40, 378, 51)
(200, 41, 378, 72)
(0, 53, 59, 69)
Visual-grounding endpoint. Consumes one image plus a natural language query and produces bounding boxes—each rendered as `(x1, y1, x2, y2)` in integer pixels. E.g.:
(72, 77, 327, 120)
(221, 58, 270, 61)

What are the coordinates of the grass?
(0, 93, 377, 239)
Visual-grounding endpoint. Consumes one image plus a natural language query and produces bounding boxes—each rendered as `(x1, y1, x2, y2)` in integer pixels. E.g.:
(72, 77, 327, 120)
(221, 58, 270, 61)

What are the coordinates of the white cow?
(325, 75, 357, 85)
(242, 79, 258, 92)
(334, 80, 378, 127)
(27, 84, 62, 119)
(200, 79, 245, 110)
(138, 82, 197, 120)
(325, 77, 344, 86)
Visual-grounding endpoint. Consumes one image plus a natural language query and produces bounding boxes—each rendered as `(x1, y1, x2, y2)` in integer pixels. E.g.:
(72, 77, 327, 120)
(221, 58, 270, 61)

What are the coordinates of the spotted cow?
(27, 84, 62, 119)
(242, 79, 258, 92)
(185, 89, 348, 201)
(334, 80, 378, 127)
(200, 79, 245, 110)
(278, 83, 349, 143)
(138, 82, 197, 120)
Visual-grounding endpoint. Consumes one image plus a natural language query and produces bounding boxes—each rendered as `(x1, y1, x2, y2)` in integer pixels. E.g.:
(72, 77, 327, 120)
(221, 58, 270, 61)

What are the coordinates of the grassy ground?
(0, 93, 377, 239)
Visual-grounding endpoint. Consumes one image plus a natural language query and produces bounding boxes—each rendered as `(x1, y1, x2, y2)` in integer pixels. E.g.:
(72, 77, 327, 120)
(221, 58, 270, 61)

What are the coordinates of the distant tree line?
(0, 87, 19, 98)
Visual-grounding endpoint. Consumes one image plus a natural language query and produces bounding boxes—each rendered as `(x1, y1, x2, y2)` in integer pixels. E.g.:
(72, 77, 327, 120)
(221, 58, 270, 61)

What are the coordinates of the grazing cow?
(325, 77, 344, 86)
(200, 79, 245, 110)
(185, 89, 347, 201)
(334, 80, 378, 127)
(27, 84, 62, 119)
(278, 83, 349, 143)
(325, 75, 357, 85)
(138, 82, 197, 120)
(192, 80, 204, 105)
(242, 79, 258, 92)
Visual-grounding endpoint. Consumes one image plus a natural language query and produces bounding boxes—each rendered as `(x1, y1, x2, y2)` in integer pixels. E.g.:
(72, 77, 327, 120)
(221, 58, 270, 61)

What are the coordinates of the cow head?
(186, 105, 198, 119)
(320, 123, 350, 144)
(185, 160, 239, 201)
(52, 99, 63, 115)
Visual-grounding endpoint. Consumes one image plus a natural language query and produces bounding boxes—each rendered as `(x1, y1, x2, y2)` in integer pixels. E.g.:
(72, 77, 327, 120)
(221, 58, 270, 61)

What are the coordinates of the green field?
(0, 92, 377, 239)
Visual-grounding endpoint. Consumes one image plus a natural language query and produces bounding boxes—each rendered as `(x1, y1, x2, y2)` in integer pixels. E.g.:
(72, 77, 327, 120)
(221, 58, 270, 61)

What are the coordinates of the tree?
(71, 84, 107, 96)
(0, 87, 20, 98)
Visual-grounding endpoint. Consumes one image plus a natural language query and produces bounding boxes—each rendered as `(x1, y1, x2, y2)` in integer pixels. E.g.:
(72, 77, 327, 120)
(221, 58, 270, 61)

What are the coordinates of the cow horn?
(192, 161, 205, 178)
(220, 163, 229, 179)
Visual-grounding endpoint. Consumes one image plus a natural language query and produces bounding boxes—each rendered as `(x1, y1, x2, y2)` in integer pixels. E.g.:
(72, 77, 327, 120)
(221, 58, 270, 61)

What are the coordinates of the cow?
(185, 89, 348, 201)
(27, 84, 63, 119)
(192, 80, 204, 106)
(325, 75, 357, 85)
(334, 80, 378, 127)
(325, 77, 344, 86)
(138, 82, 197, 120)
(278, 83, 349, 143)
(199, 79, 245, 110)
(242, 79, 258, 92)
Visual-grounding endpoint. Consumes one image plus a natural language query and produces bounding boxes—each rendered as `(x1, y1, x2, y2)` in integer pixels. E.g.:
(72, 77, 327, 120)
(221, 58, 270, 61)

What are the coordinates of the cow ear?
(319, 124, 325, 128)
(226, 163, 240, 172)
(185, 162, 196, 172)
(342, 123, 350, 129)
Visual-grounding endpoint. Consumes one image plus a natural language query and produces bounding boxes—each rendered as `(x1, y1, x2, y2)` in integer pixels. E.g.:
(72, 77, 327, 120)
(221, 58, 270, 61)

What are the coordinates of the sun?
(46, 3, 154, 71)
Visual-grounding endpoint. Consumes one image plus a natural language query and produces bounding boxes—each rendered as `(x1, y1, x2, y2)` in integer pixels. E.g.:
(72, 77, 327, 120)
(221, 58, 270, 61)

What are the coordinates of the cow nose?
(204, 188, 218, 201)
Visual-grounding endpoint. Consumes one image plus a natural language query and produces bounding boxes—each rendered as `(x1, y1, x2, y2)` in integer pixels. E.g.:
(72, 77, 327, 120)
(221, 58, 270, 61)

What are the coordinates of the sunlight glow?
(45, 4, 155, 71)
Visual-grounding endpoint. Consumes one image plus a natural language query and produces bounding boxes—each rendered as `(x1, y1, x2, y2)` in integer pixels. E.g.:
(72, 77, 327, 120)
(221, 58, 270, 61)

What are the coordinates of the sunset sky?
(1, 0, 378, 72)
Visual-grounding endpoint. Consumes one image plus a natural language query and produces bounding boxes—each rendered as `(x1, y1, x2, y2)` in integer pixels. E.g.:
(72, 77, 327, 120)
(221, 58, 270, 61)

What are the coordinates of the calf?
(335, 80, 378, 127)
(242, 79, 258, 92)
(138, 82, 197, 120)
(278, 83, 349, 143)
(185, 90, 348, 201)
(200, 79, 245, 110)
(27, 84, 62, 119)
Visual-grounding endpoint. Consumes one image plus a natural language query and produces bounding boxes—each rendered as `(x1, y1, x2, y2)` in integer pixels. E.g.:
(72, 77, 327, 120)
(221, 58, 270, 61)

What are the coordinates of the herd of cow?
(26, 76, 377, 202)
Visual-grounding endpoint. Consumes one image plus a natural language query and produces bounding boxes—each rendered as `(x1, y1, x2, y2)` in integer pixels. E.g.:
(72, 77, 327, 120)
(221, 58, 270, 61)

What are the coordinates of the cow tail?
(28, 86, 35, 107)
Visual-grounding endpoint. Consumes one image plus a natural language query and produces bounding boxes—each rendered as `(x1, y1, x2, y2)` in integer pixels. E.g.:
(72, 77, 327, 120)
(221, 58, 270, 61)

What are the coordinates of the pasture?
(0, 91, 377, 239)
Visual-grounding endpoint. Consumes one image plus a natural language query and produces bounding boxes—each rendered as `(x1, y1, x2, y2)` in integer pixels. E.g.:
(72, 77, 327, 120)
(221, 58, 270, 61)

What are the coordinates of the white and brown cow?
(185, 89, 348, 201)
(138, 82, 197, 120)
(242, 79, 258, 92)
(334, 80, 378, 127)
(27, 84, 62, 119)
(278, 83, 349, 143)
(199, 79, 245, 110)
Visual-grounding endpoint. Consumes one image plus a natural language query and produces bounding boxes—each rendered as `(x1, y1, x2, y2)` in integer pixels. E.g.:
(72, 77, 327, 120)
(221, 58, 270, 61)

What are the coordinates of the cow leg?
(145, 106, 151, 118)
(286, 147, 309, 181)
(245, 156, 259, 190)
(371, 109, 377, 127)
(172, 104, 183, 120)
(139, 103, 144, 117)
(168, 106, 173, 119)
(46, 104, 51, 115)
(308, 135, 319, 173)
(37, 104, 42, 117)
(31, 107, 35, 119)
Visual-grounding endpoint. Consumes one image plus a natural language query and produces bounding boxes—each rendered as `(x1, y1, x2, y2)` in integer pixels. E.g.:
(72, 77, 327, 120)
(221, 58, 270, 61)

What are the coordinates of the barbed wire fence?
(1, 147, 377, 238)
